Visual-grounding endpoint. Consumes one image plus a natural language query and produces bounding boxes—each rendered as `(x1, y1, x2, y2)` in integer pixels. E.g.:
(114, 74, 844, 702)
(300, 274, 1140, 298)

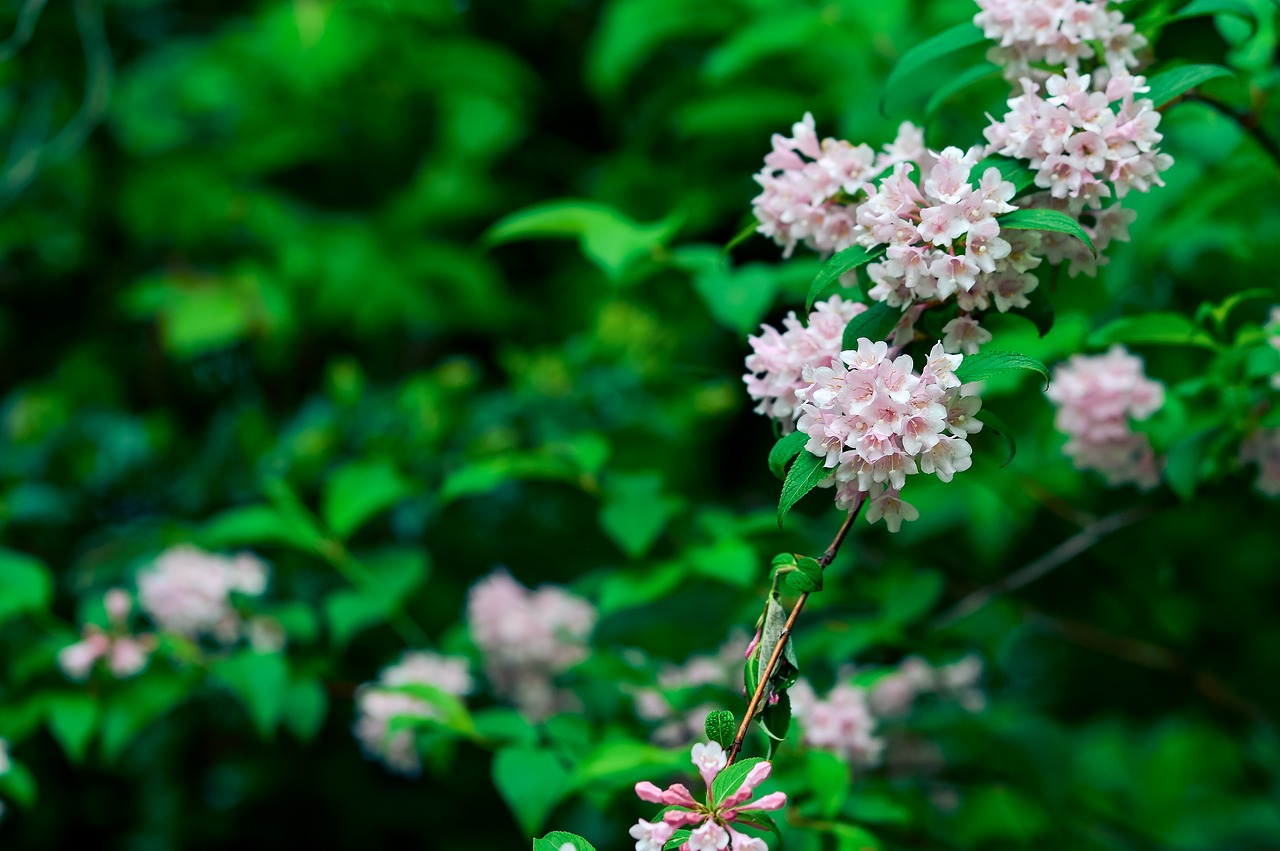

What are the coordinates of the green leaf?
(711, 756, 766, 805)
(199, 504, 320, 552)
(1016, 281, 1055, 337)
(538, 831, 597, 851)
(568, 738, 684, 792)
(998, 208, 1095, 254)
(1165, 429, 1214, 500)
(492, 747, 571, 836)
(281, 675, 328, 741)
(386, 683, 478, 738)
(777, 450, 830, 528)
(841, 301, 904, 352)
(831, 822, 883, 851)
(806, 750, 851, 818)
(760, 690, 791, 756)
(0, 761, 38, 808)
(732, 809, 783, 845)
(1145, 64, 1234, 108)
(757, 595, 799, 693)
(807, 245, 884, 311)
(323, 549, 429, 648)
(665, 830, 693, 851)
(974, 155, 1039, 197)
(785, 556, 824, 593)
(439, 452, 583, 503)
(483, 200, 681, 281)
(674, 247, 781, 336)
(1167, 0, 1257, 26)
(1088, 313, 1218, 349)
(926, 63, 1001, 119)
(599, 471, 679, 559)
(0, 549, 52, 627)
(322, 459, 415, 541)
(46, 692, 99, 763)
(953, 350, 1050, 388)
(882, 22, 987, 113)
(210, 650, 290, 737)
(705, 709, 737, 749)
(976, 408, 1018, 467)
(99, 671, 192, 761)
(768, 431, 809, 480)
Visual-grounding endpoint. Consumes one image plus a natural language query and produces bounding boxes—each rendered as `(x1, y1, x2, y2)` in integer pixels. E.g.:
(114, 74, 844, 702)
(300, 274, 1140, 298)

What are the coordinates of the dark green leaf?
(841, 301, 904, 352)
(539, 831, 598, 851)
(953, 350, 1050, 388)
(998, 208, 1095, 254)
(760, 690, 791, 757)
(785, 556, 823, 593)
(926, 63, 1001, 118)
(1146, 64, 1234, 108)
(1016, 283, 1055, 337)
(768, 431, 809, 481)
(0, 549, 52, 628)
(807, 245, 884, 311)
(705, 709, 737, 749)
(492, 747, 571, 836)
(777, 450, 830, 528)
(882, 22, 987, 113)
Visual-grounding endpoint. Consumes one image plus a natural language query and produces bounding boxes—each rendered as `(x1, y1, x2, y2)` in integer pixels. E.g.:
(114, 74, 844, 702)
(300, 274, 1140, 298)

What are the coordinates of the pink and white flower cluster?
(975, 0, 1147, 81)
(467, 569, 596, 720)
(796, 338, 983, 531)
(986, 70, 1172, 204)
(789, 655, 985, 766)
(631, 741, 786, 851)
(744, 296, 867, 427)
(1240, 429, 1280, 497)
(857, 147, 1042, 327)
(752, 116, 931, 257)
(136, 545, 269, 644)
(353, 650, 473, 775)
(789, 680, 884, 766)
(58, 589, 157, 681)
(1046, 345, 1165, 488)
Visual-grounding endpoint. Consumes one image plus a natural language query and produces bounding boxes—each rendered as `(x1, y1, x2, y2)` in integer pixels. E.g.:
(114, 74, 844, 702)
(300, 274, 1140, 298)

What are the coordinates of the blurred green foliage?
(1, 0, 1279, 849)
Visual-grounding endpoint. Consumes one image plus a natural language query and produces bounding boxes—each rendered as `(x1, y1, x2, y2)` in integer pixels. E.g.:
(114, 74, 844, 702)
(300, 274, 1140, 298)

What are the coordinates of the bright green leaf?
(705, 710, 736, 749)
(998, 208, 1095, 254)
(210, 650, 290, 737)
(322, 459, 415, 541)
(0, 549, 52, 627)
(1145, 64, 1234, 108)
(768, 431, 808, 480)
(807, 245, 884, 311)
(599, 472, 679, 559)
(954, 350, 1050, 388)
(46, 693, 99, 763)
(1088, 313, 1219, 349)
(882, 22, 987, 113)
(777, 450, 830, 528)
(492, 747, 571, 836)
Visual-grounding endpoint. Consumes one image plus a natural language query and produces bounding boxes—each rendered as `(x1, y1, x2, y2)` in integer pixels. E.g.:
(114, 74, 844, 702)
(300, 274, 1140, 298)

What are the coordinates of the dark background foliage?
(1, 0, 1278, 848)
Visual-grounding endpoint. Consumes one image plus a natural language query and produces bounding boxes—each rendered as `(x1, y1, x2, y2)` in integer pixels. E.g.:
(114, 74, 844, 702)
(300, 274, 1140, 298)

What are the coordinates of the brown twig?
(932, 505, 1153, 630)
(726, 500, 864, 765)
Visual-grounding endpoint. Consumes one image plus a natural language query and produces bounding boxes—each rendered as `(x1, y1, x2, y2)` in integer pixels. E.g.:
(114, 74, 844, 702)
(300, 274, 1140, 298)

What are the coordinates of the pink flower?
(1046, 346, 1165, 488)
(137, 546, 270, 643)
(633, 742, 787, 851)
(789, 680, 884, 765)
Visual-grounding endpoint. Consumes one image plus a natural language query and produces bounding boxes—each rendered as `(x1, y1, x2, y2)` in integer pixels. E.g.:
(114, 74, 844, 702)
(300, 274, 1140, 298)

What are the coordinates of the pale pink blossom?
(1047, 346, 1165, 487)
(789, 679, 884, 766)
(974, 0, 1147, 81)
(796, 340, 983, 530)
(467, 569, 595, 720)
(352, 650, 473, 775)
(136, 546, 269, 643)
(1241, 429, 1280, 497)
(58, 589, 158, 681)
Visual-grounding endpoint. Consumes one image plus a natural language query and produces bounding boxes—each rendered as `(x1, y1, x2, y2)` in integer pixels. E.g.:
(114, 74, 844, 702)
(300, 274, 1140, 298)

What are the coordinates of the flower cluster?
(631, 741, 786, 851)
(795, 338, 983, 531)
(1267, 305, 1280, 390)
(857, 147, 1043, 328)
(789, 680, 884, 766)
(467, 569, 596, 720)
(352, 650, 473, 775)
(744, 296, 867, 426)
(1240, 429, 1280, 497)
(867, 654, 986, 717)
(1046, 345, 1165, 488)
(752, 116, 929, 257)
(58, 589, 157, 681)
(986, 70, 1172, 203)
(136, 545, 269, 644)
(974, 0, 1147, 81)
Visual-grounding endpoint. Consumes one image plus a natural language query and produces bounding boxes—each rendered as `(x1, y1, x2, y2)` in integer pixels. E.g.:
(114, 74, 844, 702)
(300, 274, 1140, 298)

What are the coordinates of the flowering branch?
(726, 499, 864, 766)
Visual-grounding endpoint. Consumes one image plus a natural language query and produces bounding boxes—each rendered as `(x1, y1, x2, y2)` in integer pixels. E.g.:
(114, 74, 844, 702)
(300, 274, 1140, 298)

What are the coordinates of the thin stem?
(726, 500, 864, 765)
(932, 505, 1152, 630)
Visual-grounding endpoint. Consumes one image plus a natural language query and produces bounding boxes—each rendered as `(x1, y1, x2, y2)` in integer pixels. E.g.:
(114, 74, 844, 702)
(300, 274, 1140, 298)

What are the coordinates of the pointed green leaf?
(882, 21, 987, 113)
(954, 350, 1050, 388)
(539, 832, 597, 851)
(322, 459, 415, 541)
(711, 757, 767, 805)
(1088, 313, 1218, 349)
(926, 63, 1001, 118)
(785, 556, 823, 593)
(841, 301, 904, 351)
(807, 245, 884, 311)
(998, 208, 1095, 254)
(492, 747, 571, 836)
(1145, 64, 1234, 108)
(768, 431, 809, 480)
(705, 710, 737, 749)
(777, 450, 830, 528)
